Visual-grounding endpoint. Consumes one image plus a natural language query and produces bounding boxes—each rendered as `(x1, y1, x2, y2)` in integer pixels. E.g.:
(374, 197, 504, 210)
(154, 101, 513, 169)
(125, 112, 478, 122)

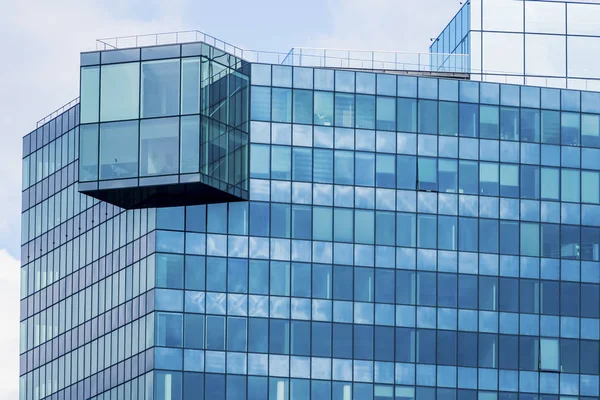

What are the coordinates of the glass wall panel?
(181, 58, 200, 114)
(418, 100, 437, 134)
(141, 59, 181, 118)
(180, 115, 200, 174)
(99, 120, 139, 180)
(80, 66, 100, 124)
(439, 102, 458, 136)
(140, 117, 180, 176)
(314, 91, 333, 126)
(79, 124, 98, 181)
(397, 98, 416, 133)
(100, 62, 140, 121)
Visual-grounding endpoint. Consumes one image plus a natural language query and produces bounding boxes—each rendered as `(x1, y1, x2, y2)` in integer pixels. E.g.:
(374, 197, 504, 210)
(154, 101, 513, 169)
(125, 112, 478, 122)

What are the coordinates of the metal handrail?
(36, 97, 79, 128)
(94, 30, 470, 73)
(96, 30, 245, 58)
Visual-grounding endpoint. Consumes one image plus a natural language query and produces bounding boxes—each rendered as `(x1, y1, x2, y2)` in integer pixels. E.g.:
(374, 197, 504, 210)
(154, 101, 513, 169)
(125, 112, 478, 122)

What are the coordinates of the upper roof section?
(430, 0, 600, 91)
(91, 30, 470, 77)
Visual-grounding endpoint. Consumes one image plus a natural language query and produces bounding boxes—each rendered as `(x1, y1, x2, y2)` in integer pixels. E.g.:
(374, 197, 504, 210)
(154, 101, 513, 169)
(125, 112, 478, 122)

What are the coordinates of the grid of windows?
(20, 48, 600, 400)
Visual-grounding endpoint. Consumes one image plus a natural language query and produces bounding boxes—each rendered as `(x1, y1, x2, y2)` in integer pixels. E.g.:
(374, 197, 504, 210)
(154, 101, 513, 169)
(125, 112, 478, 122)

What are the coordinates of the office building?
(20, 2, 600, 399)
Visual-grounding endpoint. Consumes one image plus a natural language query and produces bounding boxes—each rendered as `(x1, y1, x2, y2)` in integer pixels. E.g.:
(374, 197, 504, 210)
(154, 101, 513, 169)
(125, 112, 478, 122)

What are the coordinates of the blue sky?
(0, 0, 461, 397)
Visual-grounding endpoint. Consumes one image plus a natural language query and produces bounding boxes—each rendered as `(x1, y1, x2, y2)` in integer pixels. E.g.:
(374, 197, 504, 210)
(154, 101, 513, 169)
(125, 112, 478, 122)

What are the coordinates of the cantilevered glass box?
(78, 42, 249, 208)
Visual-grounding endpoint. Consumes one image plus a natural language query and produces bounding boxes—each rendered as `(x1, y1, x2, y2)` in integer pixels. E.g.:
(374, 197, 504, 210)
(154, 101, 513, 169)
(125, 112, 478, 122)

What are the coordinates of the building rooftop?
(93, 30, 470, 75)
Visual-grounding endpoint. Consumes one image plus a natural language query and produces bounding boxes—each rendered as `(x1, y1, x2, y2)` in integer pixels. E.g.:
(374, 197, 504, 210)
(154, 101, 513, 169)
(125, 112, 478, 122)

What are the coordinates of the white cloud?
(0, 250, 21, 399)
(311, 0, 461, 52)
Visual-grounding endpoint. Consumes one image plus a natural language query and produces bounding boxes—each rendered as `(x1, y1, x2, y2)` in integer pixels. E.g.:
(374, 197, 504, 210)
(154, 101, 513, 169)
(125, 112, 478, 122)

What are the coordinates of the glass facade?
(20, 20, 600, 400)
(78, 44, 250, 208)
(431, 0, 600, 90)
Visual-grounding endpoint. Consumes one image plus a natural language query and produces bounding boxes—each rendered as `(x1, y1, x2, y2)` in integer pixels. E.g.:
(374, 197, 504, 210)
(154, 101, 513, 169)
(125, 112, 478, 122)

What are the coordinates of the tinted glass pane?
(100, 62, 140, 121)
(99, 120, 139, 179)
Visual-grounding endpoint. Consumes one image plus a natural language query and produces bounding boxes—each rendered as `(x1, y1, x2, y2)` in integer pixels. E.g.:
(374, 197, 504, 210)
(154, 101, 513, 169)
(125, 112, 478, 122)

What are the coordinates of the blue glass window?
(251, 86, 271, 121)
(438, 159, 457, 193)
(99, 120, 139, 180)
(249, 260, 269, 295)
(396, 328, 415, 362)
(377, 97, 396, 131)
(438, 273, 457, 307)
(141, 59, 180, 118)
(541, 280, 559, 315)
(335, 93, 354, 127)
(458, 332, 477, 366)
(292, 262, 311, 298)
(356, 153, 375, 187)
(521, 108, 540, 142)
(333, 323, 353, 358)
(270, 261, 290, 296)
(561, 112, 580, 146)
(333, 266, 353, 301)
(459, 103, 478, 137)
(205, 315, 225, 350)
(459, 160, 478, 194)
(312, 322, 332, 356)
(356, 95, 375, 129)
(248, 318, 268, 352)
(293, 89, 313, 124)
(376, 211, 395, 246)
(397, 155, 416, 189)
(271, 203, 290, 238)
(206, 257, 226, 292)
(314, 91, 333, 126)
(291, 321, 310, 355)
(376, 154, 395, 188)
(439, 101, 458, 136)
(418, 214, 437, 249)
(156, 254, 184, 289)
(228, 258, 248, 293)
(418, 158, 437, 191)
(313, 264, 332, 299)
(292, 147, 312, 182)
(480, 105, 499, 139)
(500, 107, 519, 140)
(480, 219, 498, 254)
(185, 255, 205, 291)
(541, 111, 560, 144)
(374, 326, 395, 361)
(334, 151, 354, 184)
(272, 88, 292, 123)
(269, 319, 290, 354)
(418, 100, 438, 134)
(397, 98, 417, 133)
(397, 213, 416, 247)
(355, 267, 374, 302)
(520, 280, 539, 313)
(354, 325, 374, 359)
(314, 149, 333, 183)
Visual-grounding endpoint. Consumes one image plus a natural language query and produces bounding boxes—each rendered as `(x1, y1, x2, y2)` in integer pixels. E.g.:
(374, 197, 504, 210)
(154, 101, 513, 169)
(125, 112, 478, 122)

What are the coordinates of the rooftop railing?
(94, 30, 470, 74)
(281, 47, 469, 73)
(96, 30, 246, 59)
(36, 97, 79, 128)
